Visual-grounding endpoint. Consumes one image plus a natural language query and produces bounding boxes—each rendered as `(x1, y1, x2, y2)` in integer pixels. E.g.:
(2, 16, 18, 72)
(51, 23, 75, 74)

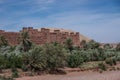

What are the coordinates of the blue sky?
(0, 0, 120, 43)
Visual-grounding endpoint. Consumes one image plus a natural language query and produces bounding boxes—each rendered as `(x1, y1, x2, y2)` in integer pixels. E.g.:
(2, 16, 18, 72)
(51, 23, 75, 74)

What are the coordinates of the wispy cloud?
(0, 0, 120, 43)
(0, 0, 56, 17)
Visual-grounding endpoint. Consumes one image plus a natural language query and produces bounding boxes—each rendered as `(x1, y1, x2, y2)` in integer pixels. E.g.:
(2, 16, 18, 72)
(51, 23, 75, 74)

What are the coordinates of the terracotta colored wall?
(0, 27, 80, 46)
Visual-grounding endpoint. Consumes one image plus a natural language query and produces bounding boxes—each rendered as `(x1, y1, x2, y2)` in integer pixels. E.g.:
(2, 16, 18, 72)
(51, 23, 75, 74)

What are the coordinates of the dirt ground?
(16, 71, 120, 80)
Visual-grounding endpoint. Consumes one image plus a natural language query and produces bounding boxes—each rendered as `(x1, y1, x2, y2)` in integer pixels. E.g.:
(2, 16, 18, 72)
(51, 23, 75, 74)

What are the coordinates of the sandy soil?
(16, 71, 120, 80)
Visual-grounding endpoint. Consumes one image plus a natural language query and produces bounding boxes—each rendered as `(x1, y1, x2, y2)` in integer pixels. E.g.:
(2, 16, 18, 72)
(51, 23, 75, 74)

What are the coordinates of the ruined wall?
(0, 27, 80, 46)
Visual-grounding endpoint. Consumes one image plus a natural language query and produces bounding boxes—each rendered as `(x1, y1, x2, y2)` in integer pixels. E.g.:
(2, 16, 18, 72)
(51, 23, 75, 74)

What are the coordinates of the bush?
(105, 57, 117, 66)
(105, 58, 113, 66)
(79, 50, 91, 62)
(112, 57, 117, 65)
(79, 62, 99, 69)
(22, 64, 28, 72)
(23, 46, 47, 71)
(0, 76, 14, 80)
(67, 53, 84, 68)
(98, 62, 106, 71)
(12, 70, 19, 78)
(6, 53, 23, 68)
(0, 55, 8, 70)
(43, 44, 67, 71)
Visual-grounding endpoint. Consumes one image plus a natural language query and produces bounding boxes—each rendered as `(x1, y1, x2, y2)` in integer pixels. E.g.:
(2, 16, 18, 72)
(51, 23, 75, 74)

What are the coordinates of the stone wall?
(0, 27, 80, 46)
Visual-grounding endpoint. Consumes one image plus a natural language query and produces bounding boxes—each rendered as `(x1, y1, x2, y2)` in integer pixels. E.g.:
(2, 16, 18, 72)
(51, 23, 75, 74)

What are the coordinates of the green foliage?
(65, 38, 73, 53)
(80, 40, 86, 48)
(0, 35, 120, 75)
(78, 50, 91, 62)
(85, 40, 100, 49)
(105, 58, 113, 66)
(112, 57, 117, 65)
(116, 51, 120, 61)
(67, 52, 84, 68)
(0, 35, 8, 47)
(22, 46, 47, 71)
(6, 53, 23, 68)
(12, 70, 19, 78)
(43, 43, 67, 70)
(116, 43, 120, 51)
(105, 57, 117, 66)
(104, 44, 113, 50)
(0, 55, 8, 69)
(0, 49, 23, 69)
(0, 76, 14, 80)
(79, 62, 99, 69)
(19, 31, 32, 52)
(98, 62, 106, 71)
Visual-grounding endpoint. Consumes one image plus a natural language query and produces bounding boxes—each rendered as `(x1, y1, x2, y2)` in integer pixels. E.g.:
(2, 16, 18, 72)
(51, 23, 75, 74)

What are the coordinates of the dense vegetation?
(0, 31, 120, 79)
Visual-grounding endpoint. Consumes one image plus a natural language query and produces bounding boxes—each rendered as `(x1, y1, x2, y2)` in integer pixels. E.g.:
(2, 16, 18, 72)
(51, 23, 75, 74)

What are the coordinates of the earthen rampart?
(0, 27, 80, 46)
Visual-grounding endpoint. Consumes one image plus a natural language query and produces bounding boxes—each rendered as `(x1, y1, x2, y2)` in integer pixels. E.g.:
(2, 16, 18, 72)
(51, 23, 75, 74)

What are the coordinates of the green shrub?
(79, 62, 99, 69)
(23, 46, 47, 71)
(105, 57, 117, 66)
(105, 58, 113, 66)
(43, 44, 67, 70)
(22, 43, 67, 72)
(0, 55, 9, 69)
(67, 53, 84, 68)
(117, 56, 120, 61)
(0, 76, 14, 80)
(6, 53, 23, 68)
(98, 62, 106, 71)
(22, 64, 28, 72)
(12, 70, 19, 78)
(112, 57, 117, 65)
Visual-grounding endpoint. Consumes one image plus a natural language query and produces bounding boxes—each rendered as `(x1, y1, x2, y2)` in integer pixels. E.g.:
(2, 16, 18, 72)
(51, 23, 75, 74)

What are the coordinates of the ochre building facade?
(0, 27, 80, 46)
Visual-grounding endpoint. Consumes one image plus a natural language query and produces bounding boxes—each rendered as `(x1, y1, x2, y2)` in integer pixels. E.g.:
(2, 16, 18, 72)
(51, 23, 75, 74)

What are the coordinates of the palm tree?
(19, 31, 32, 52)
(80, 40, 86, 48)
(103, 43, 112, 50)
(87, 40, 100, 49)
(0, 35, 8, 47)
(65, 38, 73, 53)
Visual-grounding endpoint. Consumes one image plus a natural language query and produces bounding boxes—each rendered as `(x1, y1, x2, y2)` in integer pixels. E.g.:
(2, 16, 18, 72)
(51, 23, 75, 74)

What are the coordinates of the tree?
(19, 31, 32, 52)
(22, 46, 47, 71)
(0, 35, 8, 47)
(67, 51, 84, 68)
(116, 43, 120, 51)
(65, 38, 73, 53)
(43, 43, 67, 71)
(86, 40, 100, 49)
(80, 40, 86, 48)
(103, 44, 112, 50)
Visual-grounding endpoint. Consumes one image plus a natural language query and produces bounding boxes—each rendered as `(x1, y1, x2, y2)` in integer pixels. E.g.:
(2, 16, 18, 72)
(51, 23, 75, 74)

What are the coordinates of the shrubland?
(0, 32, 120, 79)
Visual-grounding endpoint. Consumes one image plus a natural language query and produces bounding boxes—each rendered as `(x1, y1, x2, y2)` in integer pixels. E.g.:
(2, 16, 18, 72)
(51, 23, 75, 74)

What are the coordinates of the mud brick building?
(0, 27, 81, 46)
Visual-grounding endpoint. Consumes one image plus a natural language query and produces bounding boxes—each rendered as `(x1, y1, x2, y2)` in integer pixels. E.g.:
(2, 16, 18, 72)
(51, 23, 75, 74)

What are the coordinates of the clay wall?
(0, 27, 80, 46)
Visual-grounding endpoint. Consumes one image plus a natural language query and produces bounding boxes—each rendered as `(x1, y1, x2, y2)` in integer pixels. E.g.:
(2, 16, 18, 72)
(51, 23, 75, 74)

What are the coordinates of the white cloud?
(15, 10, 120, 43)
(0, 0, 120, 43)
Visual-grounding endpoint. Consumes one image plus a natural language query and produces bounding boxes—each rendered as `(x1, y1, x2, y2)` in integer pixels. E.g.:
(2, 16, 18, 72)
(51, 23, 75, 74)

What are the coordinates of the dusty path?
(16, 71, 120, 80)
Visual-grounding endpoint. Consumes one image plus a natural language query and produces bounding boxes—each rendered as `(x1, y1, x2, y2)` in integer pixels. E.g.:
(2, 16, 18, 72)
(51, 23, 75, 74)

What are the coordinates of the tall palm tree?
(0, 35, 8, 47)
(19, 31, 32, 52)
